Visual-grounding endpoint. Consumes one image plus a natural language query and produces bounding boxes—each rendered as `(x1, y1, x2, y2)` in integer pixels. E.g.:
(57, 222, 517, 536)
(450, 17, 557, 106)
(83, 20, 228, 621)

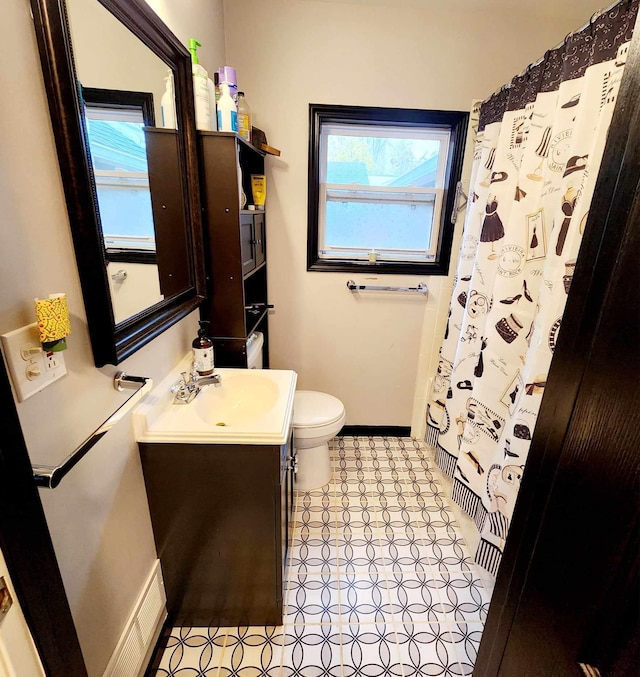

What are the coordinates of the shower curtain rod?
(485, 0, 631, 100)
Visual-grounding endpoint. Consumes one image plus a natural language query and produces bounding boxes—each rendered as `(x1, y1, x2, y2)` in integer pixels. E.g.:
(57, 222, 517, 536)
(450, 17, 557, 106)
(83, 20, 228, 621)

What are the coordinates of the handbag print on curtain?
(426, 0, 638, 578)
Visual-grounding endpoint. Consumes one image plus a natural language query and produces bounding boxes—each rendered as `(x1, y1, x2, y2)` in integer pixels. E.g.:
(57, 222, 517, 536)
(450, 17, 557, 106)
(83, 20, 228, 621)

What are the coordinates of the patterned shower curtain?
(425, 0, 638, 578)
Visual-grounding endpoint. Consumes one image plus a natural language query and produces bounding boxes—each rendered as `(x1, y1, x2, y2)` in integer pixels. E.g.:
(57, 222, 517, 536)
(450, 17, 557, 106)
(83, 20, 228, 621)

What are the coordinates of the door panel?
(240, 214, 255, 275)
(474, 28, 640, 677)
(254, 213, 265, 269)
(497, 191, 639, 677)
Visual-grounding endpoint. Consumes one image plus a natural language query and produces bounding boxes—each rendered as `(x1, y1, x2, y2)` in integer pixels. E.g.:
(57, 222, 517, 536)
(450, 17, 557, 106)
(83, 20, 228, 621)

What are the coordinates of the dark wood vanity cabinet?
(139, 435, 295, 627)
(198, 132, 270, 368)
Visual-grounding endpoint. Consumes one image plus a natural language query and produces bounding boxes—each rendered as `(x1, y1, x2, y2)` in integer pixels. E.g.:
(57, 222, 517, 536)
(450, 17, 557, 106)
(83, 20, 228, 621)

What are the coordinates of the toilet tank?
(246, 331, 264, 369)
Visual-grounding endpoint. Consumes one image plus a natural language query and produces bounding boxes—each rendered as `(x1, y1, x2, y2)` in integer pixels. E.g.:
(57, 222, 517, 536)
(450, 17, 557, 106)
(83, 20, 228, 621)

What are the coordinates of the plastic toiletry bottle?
(208, 76, 218, 131)
(188, 38, 211, 131)
(160, 69, 177, 129)
(217, 82, 238, 133)
(192, 320, 214, 376)
(237, 91, 252, 143)
(218, 65, 238, 105)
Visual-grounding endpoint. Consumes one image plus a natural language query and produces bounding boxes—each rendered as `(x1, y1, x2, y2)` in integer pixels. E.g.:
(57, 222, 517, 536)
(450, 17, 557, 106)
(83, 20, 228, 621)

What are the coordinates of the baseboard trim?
(339, 425, 412, 437)
(103, 559, 167, 677)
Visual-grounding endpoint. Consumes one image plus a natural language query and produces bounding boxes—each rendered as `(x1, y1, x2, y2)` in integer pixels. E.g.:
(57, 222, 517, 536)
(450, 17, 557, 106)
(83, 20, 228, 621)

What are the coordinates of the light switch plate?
(1, 323, 67, 402)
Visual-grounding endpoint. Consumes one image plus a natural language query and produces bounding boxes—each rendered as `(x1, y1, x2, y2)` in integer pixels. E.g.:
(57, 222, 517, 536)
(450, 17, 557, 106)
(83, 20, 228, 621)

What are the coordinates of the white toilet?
(292, 390, 346, 491)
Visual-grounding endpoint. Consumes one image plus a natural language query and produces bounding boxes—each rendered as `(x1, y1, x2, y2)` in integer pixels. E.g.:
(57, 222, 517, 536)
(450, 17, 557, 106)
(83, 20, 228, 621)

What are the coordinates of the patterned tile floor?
(152, 436, 491, 676)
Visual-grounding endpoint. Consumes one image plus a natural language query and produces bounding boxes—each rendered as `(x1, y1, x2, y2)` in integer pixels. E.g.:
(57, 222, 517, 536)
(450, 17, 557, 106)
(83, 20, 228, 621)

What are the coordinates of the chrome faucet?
(170, 367, 222, 404)
(194, 373, 223, 387)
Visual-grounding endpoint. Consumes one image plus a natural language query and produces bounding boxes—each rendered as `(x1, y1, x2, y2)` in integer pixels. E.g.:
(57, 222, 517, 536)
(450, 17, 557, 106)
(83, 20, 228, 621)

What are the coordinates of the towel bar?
(346, 279, 429, 296)
(32, 372, 152, 489)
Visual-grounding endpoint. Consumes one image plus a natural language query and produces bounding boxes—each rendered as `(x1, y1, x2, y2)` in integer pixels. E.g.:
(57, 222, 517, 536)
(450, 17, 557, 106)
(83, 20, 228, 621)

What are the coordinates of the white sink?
(195, 371, 280, 426)
(133, 357, 297, 445)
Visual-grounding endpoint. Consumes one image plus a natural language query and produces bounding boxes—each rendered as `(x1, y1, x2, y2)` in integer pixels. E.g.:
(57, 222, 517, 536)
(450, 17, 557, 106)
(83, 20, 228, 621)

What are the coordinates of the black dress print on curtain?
(556, 185, 578, 255)
(480, 147, 497, 187)
(475, 337, 488, 378)
(527, 126, 552, 181)
(481, 196, 505, 258)
(508, 380, 520, 404)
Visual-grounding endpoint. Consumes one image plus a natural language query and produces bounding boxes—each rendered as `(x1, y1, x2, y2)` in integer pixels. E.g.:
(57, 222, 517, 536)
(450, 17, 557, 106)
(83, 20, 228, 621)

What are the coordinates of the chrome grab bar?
(346, 279, 429, 296)
(32, 372, 152, 489)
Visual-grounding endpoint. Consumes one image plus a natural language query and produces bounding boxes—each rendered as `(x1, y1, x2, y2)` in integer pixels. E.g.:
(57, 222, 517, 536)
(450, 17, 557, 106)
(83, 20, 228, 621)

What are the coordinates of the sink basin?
(195, 371, 280, 426)
(133, 358, 297, 445)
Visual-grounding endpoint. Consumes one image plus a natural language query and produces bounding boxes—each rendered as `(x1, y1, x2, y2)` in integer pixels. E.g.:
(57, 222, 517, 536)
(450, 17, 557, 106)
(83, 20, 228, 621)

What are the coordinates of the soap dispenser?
(192, 320, 214, 376)
(188, 38, 211, 131)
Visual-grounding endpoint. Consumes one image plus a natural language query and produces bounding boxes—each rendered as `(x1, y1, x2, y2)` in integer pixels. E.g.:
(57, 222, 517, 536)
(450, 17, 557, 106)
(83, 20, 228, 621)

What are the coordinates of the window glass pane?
(326, 130, 444, 188)
(93, 181, 156, 248)
(84, 106, 155, 245)
(325, 194, 436, 251)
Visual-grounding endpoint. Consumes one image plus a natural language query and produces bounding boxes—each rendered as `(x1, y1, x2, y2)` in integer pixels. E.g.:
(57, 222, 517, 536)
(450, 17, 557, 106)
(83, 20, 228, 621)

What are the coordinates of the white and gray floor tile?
(151, 436, 491, 676)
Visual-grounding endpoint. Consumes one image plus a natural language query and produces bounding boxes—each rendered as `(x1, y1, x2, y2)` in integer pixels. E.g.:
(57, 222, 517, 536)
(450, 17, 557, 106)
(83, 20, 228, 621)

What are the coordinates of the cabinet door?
(240, 214, 255, 275)
(254, 213, 266, 269)
(145, 129, 191, 297)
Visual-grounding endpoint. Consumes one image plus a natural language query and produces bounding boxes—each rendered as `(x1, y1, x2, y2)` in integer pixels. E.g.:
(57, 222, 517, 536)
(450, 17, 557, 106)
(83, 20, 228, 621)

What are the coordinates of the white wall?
(67, 0, 168, 112)
(107, 262, 163, 324)
(0, 1, 225, 675)
(223, 0, 604, 428)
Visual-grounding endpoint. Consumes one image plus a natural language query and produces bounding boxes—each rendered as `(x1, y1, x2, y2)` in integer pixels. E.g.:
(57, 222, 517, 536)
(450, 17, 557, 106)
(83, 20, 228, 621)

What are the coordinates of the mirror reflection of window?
(83, 92, 156, 253)
(82, 89, 166, 325)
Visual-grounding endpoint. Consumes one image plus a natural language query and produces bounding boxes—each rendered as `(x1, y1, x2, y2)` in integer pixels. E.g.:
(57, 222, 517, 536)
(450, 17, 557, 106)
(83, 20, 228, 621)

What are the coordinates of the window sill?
(307, 258, 450, 276)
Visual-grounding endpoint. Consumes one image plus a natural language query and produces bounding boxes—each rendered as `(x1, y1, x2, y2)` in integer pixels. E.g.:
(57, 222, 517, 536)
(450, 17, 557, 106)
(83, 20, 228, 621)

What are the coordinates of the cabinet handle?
(250, 239, 257, 244)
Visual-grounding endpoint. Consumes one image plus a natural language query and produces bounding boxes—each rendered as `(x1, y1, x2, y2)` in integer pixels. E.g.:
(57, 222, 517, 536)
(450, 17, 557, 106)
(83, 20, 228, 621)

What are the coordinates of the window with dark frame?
(308, 104, 468, 275)
(82, 87, 157, 259)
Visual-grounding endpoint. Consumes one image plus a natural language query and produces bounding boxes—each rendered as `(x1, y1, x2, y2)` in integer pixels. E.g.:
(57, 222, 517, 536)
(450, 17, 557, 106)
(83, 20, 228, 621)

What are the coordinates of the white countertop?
(133, 355, 297, 445)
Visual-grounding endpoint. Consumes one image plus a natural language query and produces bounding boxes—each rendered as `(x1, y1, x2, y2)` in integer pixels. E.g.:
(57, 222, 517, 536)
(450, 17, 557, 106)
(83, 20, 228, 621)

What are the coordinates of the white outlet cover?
(1, 323, 67, 402)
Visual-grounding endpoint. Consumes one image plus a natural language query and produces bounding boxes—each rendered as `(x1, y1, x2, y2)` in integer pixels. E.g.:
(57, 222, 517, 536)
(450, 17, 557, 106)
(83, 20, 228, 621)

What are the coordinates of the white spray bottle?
(160, 69, 176, 128)
(188, 38, 211, 131)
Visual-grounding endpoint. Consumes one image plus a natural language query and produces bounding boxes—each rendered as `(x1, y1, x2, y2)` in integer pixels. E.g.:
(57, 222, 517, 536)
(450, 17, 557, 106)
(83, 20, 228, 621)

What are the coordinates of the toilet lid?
(293, 390, 345, 428)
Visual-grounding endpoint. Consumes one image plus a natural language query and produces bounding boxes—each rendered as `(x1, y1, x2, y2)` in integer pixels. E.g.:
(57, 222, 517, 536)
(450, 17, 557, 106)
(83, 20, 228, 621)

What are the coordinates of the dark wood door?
(145, 128, 191, 298)
(240, 213, 256, 275)
(475, 30, 640, 677)
(0, 351, 87, 675)
(254, 213, 266, 268)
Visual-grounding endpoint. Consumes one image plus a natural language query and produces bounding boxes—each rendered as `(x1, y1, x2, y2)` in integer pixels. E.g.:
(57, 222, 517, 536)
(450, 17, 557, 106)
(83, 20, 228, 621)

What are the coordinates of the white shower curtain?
(425, 0, 638, 577)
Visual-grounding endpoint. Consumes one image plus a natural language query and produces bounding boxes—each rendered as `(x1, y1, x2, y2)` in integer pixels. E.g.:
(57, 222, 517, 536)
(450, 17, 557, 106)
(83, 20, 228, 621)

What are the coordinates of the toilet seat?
(293, 391, 345, 429)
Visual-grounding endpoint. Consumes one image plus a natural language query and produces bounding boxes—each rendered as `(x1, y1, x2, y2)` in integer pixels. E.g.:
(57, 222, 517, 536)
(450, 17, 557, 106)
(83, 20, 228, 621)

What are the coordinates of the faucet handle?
(170, 375, 186, 394)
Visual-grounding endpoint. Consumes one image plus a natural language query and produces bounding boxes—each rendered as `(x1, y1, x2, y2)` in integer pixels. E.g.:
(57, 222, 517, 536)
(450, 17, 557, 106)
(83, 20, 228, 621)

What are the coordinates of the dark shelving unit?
(198, 132, 271, 367)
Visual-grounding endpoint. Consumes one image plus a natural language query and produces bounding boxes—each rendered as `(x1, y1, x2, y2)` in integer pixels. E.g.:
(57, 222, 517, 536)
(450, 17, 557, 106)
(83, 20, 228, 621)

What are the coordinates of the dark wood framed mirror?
(30, 0, 206, 366)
